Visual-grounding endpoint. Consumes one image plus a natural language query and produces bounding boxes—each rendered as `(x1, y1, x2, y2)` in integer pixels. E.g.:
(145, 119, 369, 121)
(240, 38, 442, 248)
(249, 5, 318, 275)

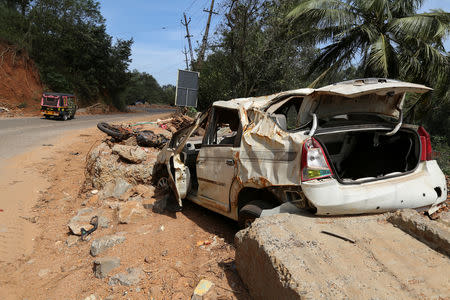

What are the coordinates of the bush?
(431, 136, 450, 175)
(186, 107, 198, 118)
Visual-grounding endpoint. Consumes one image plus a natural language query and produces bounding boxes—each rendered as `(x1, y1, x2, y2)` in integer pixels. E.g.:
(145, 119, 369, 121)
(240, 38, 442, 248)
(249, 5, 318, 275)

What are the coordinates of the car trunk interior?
(315, 128, 421, 182)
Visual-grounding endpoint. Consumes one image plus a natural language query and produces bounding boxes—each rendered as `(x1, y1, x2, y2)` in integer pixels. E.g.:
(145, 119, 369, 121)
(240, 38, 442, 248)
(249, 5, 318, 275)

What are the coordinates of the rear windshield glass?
(42, 96, 60, 106)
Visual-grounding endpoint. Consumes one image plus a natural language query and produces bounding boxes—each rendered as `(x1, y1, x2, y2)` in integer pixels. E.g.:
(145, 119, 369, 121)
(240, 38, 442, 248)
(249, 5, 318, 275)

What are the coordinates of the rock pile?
(64, 124, 170, 288)
(85, 142, 157, 189)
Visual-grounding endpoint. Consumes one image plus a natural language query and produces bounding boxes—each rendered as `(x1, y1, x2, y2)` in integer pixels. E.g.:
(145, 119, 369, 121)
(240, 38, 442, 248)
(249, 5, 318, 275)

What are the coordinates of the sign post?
(175, 70, 199, 107)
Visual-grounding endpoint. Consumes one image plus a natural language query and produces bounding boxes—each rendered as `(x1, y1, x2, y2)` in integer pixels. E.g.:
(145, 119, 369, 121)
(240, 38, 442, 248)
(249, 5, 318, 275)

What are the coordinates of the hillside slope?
(0, 42, 42, 116)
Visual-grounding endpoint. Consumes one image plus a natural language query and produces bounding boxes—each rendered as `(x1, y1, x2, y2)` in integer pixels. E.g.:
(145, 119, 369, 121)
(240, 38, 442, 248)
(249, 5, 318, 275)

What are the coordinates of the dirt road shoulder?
(0, 113, 248, 299)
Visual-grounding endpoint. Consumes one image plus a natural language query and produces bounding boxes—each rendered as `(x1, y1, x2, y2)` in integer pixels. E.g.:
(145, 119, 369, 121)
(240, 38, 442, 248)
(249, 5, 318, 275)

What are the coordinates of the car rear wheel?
(238, 200, 274, 229)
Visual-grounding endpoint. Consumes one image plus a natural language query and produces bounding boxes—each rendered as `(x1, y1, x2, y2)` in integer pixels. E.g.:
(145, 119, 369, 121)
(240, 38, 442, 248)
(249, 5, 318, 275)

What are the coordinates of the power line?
(186, 0, 200, 12)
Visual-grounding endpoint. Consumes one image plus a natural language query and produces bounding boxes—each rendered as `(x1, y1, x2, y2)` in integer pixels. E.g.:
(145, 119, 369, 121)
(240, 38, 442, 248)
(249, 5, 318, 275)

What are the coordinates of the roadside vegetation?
(0, 0, 174, 110)
(121, 70, 176, 106)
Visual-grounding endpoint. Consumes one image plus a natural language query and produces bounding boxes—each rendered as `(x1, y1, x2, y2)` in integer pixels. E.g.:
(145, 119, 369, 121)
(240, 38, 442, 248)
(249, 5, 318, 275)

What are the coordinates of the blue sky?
(98, 0, 450, 86)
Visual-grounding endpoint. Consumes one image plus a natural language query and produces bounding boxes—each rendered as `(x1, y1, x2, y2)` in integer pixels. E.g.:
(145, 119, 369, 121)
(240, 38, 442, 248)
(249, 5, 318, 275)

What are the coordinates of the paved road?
(0, 109, 172, 161)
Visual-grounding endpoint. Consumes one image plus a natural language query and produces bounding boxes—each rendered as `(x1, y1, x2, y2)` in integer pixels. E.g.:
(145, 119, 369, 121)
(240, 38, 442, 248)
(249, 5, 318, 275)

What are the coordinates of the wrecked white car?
(154, 78, 447, 227)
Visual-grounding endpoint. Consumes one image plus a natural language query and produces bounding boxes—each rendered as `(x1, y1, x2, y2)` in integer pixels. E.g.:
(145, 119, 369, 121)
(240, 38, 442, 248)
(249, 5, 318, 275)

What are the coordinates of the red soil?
(0, 41, 43, 116)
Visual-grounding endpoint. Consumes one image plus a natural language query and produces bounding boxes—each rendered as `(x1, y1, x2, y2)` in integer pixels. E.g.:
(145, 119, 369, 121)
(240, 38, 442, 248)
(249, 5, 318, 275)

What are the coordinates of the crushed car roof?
(213, 78, 431, 110)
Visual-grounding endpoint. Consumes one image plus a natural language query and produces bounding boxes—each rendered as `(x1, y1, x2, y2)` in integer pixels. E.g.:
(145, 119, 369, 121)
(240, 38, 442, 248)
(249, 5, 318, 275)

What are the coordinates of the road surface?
(0, 109, 172, 161)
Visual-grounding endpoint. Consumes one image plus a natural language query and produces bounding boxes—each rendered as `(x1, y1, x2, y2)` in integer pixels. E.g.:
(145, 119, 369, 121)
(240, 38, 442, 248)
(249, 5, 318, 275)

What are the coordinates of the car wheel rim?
(157, 177, 169, 190)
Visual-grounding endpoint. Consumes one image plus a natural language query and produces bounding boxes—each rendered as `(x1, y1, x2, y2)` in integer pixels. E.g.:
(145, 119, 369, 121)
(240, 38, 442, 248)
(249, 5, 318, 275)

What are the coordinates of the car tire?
(152, 164, 170, 190)
(62, 114, 68, 121)
(238, 200, 274, 229)
(97, 122, 131, 140)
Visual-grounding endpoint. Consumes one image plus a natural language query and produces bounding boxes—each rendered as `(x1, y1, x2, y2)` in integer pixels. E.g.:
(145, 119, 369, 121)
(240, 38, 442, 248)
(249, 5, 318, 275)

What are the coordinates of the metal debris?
(321, 230, 356, 244)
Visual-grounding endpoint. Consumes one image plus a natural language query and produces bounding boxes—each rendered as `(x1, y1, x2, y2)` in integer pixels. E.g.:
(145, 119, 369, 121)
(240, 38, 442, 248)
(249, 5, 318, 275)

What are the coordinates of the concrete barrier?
(235, 213, 450, 299)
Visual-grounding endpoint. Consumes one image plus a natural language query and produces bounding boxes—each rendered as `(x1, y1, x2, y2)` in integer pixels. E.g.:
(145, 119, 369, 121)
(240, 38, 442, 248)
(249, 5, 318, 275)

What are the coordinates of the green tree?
(198, 0, 319, 110)
(121, 70, 174, 106)
(0, 0, 133, 110)
(161, 84, 176, 104)
(29, 0, 133, 108)
(287, 0, 450, 87)
(0, 0, 31, 48)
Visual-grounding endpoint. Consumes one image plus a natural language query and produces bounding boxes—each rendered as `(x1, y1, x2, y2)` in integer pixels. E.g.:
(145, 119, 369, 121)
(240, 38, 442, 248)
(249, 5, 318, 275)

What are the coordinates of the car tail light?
(301, 138, 333, 181)
(418, 126, 432, 161)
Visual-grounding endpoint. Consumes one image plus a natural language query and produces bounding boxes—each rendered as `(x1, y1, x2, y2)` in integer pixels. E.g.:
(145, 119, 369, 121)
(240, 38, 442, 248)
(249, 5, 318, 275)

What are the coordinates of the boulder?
(119, 184, 154, 201)
(99, 178, 132, 200)
(85, 142, 156, 189)
(112, 144, 147, 164)
(387, 209, 450, 257)
(112, 178, 132, 198)
(68, 208, 110, 236)
(235, 213, 450, 300)
(108, 267, 143, 286)
(118, 201, 147, 224)
(87, 194, 99, 206)
(93, 257, 121, 279)
(104, 200, 121, 210)
(99, 181, 115, 200)
(90, 234, 126, 257)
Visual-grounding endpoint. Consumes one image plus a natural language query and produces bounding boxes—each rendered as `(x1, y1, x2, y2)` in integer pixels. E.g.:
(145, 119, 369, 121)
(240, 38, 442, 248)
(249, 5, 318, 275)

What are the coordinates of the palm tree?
(287, 0, 449, 87)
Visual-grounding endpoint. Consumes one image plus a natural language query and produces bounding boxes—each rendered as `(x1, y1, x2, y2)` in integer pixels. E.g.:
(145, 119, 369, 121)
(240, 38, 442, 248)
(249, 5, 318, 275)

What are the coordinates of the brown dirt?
(0, 114, 249, 299)
(0, 42, 43, 117)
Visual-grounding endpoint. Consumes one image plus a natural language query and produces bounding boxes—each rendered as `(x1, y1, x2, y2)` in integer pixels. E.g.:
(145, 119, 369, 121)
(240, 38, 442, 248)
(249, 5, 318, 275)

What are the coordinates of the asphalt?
(0, 109, 173, 161)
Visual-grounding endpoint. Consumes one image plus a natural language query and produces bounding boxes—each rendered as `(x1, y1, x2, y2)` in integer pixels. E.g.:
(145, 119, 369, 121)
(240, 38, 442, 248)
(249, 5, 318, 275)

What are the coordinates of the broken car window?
(203, 107, 240, 146)
(271, 97, 303, 131)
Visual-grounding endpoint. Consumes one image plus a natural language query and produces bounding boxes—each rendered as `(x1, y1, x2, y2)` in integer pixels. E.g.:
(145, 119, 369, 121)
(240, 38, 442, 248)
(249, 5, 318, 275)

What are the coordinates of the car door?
(166, 111, 209, 206)
(195, 106, 241, 212)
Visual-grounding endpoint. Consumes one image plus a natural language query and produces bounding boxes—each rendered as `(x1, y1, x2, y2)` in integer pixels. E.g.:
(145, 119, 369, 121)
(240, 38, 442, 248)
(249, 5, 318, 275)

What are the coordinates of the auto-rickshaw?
(41, 92, 77, 120)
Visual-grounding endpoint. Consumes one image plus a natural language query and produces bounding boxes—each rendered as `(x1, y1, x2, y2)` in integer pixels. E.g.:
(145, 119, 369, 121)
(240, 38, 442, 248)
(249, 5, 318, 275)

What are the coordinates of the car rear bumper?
(302, 160, 447, 215)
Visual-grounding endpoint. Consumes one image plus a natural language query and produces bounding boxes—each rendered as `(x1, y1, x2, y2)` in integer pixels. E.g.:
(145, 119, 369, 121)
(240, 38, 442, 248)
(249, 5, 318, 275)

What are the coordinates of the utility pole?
(181, 13, 194, 69)
(197, 0, 218, 70)
(182, 46, 189, 70)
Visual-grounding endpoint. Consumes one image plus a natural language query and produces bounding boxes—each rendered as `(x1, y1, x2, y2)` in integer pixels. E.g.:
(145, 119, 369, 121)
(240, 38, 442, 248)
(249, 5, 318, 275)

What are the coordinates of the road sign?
(175, 70, 199, 107)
